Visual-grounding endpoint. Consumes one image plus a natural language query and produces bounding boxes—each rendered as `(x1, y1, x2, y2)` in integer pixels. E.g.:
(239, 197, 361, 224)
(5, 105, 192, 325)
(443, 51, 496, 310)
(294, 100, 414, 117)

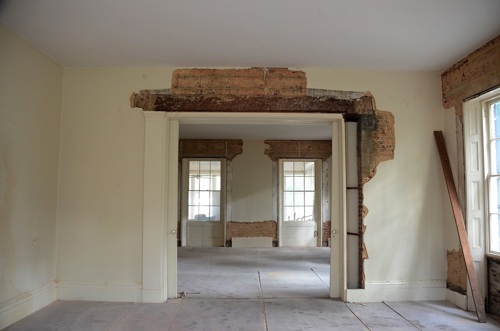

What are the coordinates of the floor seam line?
(258, 271, 269, 331)
(310, 267, 329, 288)
(383, 302, 422, 330)
(166, 298, 185, 331)
(345, 303, 372, 331)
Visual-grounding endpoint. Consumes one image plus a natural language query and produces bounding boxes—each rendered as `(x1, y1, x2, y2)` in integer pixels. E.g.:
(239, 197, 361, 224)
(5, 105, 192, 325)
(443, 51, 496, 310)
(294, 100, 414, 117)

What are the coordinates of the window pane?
(490, 177, 500, 214)
(490, 140, 500, 175)
(294, 177, 304, 190)
(189, 161, 199, 173)
(294, 192, 304, 206)
(491, 101, 500, 139)
(198, 206, 210, 218)
(199, 176, 211, 190)
(294, 162, 305, 173)
(284, 192, 294, 206)
(189, 176, 199, 190)
(294, 208, 305, 220)
(210, 206, 220, 221)
(285, 177, 294, 191)
(210, 161, 221, 174)
(188, 160, 222, 222)
(284, 207, 295, 221)
(305, 176, 315, 190)
(283, 161, 294, 174)
(490, 214, 500, 252)
(213, 176, 221, 190)
(188, 206, 198, 220)
(304, 207, 314, 221)
(189, 191, 199, 205)
(211, 191, 220, 205)
(305, 192, 315, 206)
(199, 191, 210, 205)
(282, 160, 319, 223)
(305, 162, 315, 176)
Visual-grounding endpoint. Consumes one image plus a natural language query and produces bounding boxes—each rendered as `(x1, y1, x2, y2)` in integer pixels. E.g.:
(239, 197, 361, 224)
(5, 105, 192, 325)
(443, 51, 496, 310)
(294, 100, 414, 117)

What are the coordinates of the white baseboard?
(446, 288, 467, 310)
(0, 281, 57, 330)
(58, 281, 143, 303)
(345, 280, 446, 302)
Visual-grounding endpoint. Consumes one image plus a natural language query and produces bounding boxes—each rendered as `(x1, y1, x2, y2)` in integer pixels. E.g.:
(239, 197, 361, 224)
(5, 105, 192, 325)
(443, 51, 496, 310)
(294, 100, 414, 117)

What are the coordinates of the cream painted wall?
(57, 68, 175, 287)
(306, 69, 446, 286)
(0, 23, 62, 316)
(231, 140, 273, 221)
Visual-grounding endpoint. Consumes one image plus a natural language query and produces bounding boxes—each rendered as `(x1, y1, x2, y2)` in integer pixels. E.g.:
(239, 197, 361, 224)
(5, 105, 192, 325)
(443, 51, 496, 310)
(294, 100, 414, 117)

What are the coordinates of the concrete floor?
(5, 247, 500, 330)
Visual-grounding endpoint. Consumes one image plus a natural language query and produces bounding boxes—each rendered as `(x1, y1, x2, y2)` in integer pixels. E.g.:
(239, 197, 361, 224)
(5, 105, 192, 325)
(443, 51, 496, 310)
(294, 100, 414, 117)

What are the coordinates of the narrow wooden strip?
(434, 131, 486, 323)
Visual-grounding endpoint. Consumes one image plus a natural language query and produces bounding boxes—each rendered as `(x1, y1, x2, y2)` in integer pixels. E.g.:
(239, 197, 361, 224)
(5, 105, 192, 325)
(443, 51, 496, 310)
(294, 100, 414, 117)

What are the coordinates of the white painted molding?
(446, 289, 468, 311)
(0, 281, 57, 330)
(58, 281, 142, 303)
(142, 111, 167, 303)
(345, 280, 446, 302)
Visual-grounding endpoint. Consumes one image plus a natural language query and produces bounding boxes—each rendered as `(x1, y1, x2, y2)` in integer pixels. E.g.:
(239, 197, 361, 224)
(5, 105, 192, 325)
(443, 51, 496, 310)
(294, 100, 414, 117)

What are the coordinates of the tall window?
(486, 97, 500, 253)
(187, 160, 222, 222)
(282, 160, 317, 222)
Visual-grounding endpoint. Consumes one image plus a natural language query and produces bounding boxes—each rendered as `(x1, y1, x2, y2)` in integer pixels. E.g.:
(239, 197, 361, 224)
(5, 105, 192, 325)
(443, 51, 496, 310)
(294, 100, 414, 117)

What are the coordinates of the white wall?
(0, 24, 62, 328)
(231, 140, 273, 221)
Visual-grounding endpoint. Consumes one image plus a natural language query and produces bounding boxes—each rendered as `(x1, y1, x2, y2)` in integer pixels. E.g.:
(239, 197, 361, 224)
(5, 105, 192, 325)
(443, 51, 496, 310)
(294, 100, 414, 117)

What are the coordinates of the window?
(486, 97, 500, 254)
(282, 160, 317, 222)
(187, 160, 222, 222)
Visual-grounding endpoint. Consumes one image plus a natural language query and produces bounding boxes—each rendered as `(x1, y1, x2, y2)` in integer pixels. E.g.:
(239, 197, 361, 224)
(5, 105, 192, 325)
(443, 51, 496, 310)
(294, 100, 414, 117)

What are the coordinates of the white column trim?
(330, 119, 346, 299)
(142, 111, 167, 303)
(166, 119, 179, 298)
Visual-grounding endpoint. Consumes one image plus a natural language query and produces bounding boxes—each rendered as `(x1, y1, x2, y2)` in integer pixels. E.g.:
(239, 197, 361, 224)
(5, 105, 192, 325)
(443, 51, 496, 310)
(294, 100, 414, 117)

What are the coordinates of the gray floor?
(5, 247, 500, 330)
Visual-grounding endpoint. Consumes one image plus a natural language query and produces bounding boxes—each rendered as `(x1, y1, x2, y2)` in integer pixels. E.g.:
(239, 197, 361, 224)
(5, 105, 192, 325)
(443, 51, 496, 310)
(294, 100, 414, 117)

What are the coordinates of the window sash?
(485, 97, 500, 254)
(280, 160, 319, 222)
(186, 159, 223, 222)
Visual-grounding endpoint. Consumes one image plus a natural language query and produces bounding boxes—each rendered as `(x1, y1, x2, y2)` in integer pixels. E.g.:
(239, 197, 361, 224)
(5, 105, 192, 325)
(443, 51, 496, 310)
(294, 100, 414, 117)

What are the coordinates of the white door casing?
(142, 112, 346, 300)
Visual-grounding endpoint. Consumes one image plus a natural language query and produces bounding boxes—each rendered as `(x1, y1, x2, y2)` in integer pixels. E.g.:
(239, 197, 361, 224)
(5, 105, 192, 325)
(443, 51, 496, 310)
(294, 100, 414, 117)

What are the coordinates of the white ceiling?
(1, 0, 499, 71)
(2, 0, 499, 140)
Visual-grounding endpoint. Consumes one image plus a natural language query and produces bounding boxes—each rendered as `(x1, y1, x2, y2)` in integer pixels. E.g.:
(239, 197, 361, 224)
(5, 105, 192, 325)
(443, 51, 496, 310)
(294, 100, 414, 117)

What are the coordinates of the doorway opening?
(154, 112, 346, 300)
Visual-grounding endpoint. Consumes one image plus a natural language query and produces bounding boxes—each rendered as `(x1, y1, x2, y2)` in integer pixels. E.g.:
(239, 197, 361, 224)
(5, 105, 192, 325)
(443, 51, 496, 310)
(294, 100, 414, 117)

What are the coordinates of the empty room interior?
(2, 1, 500, 330)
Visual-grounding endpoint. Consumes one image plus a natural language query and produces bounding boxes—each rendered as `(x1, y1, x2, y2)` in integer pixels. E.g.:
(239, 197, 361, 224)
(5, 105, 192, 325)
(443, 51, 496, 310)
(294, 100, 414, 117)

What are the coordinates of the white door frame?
(141, 111, 346, 301)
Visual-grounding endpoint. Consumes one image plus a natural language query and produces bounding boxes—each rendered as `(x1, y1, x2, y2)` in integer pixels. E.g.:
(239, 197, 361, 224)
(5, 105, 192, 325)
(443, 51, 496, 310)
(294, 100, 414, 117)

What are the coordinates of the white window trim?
(484, 94, 500, 257)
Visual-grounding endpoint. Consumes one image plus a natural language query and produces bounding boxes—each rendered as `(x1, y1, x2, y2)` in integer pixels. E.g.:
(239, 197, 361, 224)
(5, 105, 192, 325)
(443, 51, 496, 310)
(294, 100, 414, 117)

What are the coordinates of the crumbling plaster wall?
(132, 67, 394, 187)
(441, 35, 500, 297)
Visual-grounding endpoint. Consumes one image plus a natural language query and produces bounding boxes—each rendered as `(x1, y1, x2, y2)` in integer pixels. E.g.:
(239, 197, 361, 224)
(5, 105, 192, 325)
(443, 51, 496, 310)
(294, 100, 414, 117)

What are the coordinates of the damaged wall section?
(441, 36, 500, 311)
(131, 67, 396, 289)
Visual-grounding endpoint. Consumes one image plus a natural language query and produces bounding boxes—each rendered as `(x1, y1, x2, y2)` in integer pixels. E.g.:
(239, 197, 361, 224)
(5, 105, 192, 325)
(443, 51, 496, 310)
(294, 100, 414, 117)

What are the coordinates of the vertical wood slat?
(434, 131, 486, 323)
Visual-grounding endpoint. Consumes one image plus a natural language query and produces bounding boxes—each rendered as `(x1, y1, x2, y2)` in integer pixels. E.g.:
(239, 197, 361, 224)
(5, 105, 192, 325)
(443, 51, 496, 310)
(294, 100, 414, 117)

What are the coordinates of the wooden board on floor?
(434, 131, 486, 323)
